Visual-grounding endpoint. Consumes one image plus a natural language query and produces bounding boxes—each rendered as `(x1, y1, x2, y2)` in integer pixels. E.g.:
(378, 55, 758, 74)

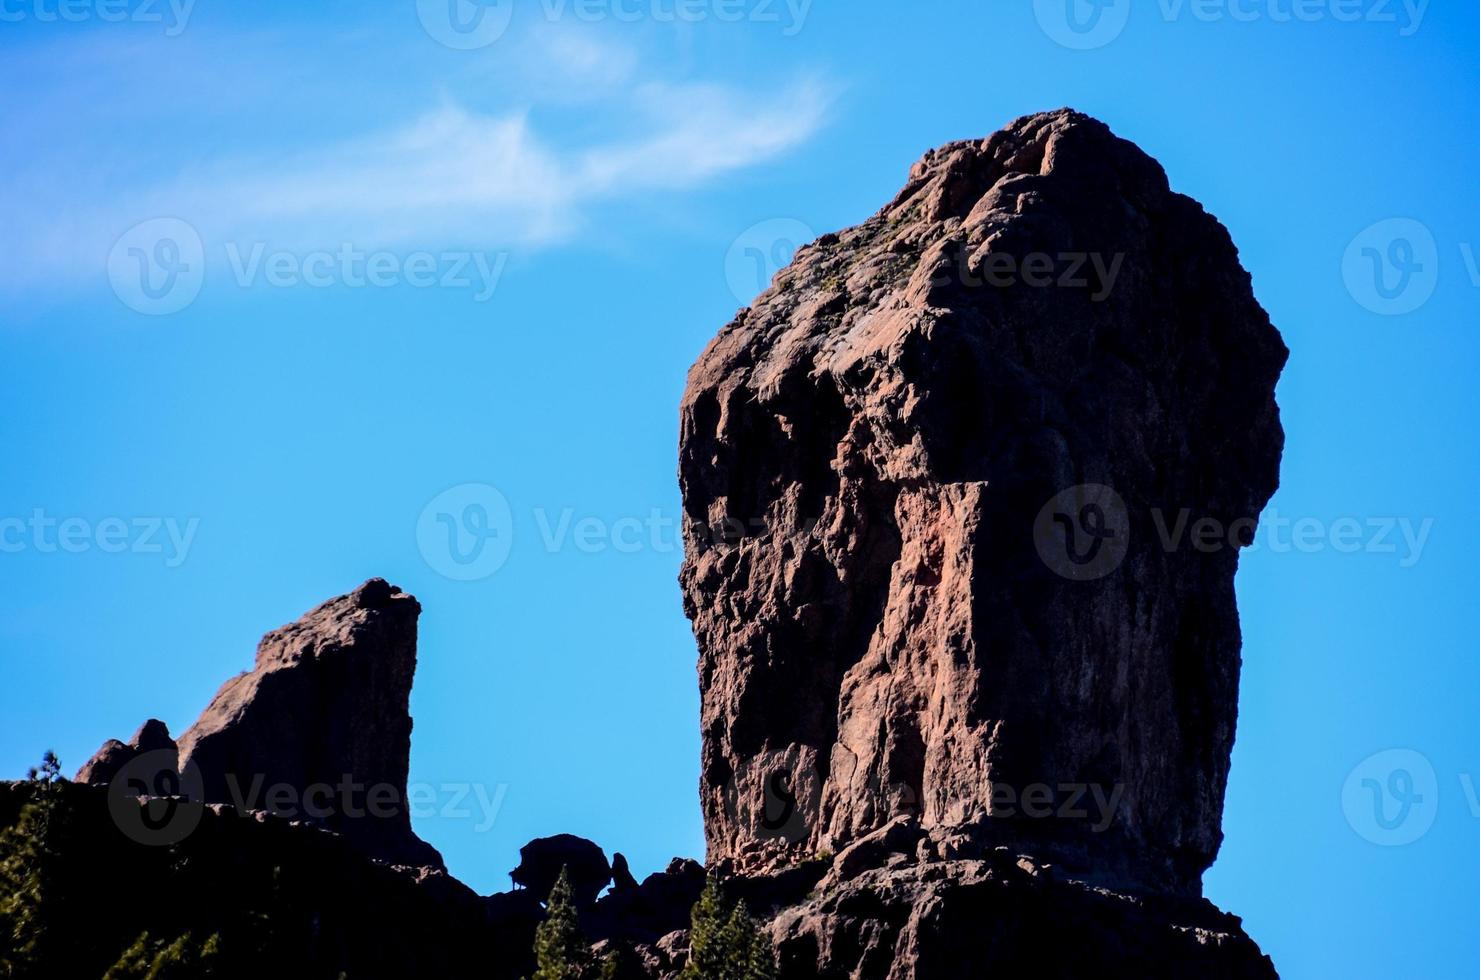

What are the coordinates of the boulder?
(510, 833, 611, 907)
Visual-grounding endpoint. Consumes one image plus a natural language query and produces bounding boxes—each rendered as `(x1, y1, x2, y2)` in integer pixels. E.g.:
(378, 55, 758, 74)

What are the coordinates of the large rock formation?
(177, 578, 441, 868)
(78, 578, 442, 870)
(36, 108, 1286, 980)
(679, 108, 1286, 896)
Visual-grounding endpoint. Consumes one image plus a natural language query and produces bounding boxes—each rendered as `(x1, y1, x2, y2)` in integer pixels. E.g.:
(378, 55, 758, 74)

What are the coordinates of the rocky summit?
(77, 577, 443, 870)
(17, 109, 1284, 979)
(679, 108, 1286, 901)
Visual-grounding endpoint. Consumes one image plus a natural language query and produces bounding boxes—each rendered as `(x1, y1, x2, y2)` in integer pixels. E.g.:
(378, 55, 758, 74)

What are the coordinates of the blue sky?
(2, 2, 1478, 977)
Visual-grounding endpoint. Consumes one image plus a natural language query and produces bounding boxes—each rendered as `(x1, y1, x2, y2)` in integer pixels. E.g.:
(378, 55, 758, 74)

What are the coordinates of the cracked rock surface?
(679, 108, 1286, 897)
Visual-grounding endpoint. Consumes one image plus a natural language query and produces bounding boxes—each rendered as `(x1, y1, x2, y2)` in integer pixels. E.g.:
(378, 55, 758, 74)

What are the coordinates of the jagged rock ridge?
(78, 578, 442, 869)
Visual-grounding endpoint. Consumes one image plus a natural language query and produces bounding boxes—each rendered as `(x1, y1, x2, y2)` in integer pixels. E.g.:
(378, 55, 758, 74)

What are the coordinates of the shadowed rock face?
(75, 580, 441, 870)
(771, 848, 1277, 980)
(510, 833, 613, 907)
(173, 578, 442, 869)
(75, 718, 177, 788)
(679, 109, 1286, 894)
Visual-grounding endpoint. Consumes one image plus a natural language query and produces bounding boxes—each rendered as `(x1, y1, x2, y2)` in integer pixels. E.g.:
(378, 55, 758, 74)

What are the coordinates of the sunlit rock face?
(679, 109, 1286, 896)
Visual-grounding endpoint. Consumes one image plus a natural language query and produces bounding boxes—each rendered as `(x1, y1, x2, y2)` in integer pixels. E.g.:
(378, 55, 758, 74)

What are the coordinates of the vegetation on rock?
(679, 877, 775, 980)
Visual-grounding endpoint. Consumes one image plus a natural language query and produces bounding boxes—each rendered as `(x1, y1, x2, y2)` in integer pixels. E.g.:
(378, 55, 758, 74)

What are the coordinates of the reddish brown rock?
(29, 108, 1289, 980)
(175, 578, 442, 869)
(679, 109, 1286, 896)
(75, 718, 177, 790)
(769, 850, 1277, 980)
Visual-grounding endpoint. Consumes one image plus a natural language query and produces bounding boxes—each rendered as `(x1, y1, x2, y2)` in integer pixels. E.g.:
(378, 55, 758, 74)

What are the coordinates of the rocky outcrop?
(511, 833, 613, 907)
(587, 856, 709, 948)
(612, 852, 640, 894)
(679, 108, 1286, 896)
(771, 845, 1275, 979)
(175, 578, 440, 869)
(75, 718, 176, 789)
(0, 779, 494, 979)
(77, 579, 442, 870)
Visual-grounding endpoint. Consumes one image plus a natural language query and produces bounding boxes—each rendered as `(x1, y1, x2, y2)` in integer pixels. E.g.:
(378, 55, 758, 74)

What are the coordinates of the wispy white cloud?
(158, 74, 832, 250)
(0, 25, 835, 293)
(577, 80, 831, 191)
